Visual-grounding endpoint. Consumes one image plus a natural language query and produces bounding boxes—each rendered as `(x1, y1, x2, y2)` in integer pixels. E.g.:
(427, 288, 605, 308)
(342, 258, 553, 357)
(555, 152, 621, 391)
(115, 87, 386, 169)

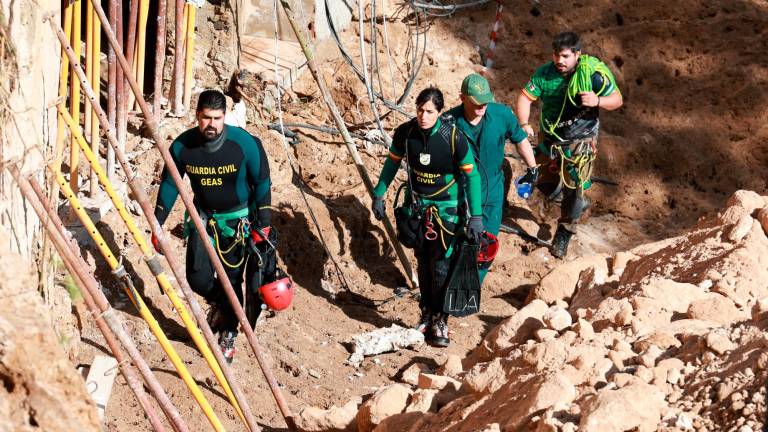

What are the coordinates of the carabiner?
(424, 208, 438, 241)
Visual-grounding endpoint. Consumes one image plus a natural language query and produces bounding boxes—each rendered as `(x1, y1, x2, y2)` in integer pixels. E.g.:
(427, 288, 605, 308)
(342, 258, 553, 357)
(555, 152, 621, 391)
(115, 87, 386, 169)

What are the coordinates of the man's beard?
(203, 128, 222, 142)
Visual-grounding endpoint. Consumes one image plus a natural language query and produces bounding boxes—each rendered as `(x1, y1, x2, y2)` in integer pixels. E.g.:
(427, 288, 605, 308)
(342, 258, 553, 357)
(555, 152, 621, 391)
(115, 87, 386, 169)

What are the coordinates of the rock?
(523, 339, 569, 371)
(417, 373, 462, 392)
(501, 373, 577, 431)
(543, 307, 573, 331)
(400, 363, 430, 386)
(576, 319, 595, 341)
(535, 328, 559, 342)
(716, 382, 735, 402)
(705, 331, 737, 355)
(474, 299, 548, 361)
(758, 208, 768, 235)
(726, 190, 765, 216)
(528, 255, 609, 304)
(348, 325, 425, 366)
(612, 373, 643, 388)
(579, 383, 666, 432)
(687, 294, 746, 324)
(405, 389, 437, 413)
(634, 331, 681, 352)
(296, 398, 360, 432)
(612, 251, 638, 277)
(675, 413, 694, 430)
(437, 354, 463, 378)
(356, 384, 412, 432)
(728, 213, 755, 242)
(464, 358, 508, 394)
(639, 345, 663, 368)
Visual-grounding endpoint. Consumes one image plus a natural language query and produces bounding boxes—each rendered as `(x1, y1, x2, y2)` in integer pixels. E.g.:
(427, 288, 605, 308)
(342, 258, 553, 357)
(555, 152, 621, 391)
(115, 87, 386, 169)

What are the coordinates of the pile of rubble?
(294, 190, 768, 432)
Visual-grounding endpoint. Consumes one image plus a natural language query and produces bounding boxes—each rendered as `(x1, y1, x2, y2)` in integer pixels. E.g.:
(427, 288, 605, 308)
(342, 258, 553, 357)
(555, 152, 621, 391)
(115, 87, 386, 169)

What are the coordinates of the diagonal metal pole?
(9, 165, 187, 432)
(48, 13, 262, 432)
(279, 0, 418, 290)
(60, 5, 296, 428)
(26, 175, 168, 432)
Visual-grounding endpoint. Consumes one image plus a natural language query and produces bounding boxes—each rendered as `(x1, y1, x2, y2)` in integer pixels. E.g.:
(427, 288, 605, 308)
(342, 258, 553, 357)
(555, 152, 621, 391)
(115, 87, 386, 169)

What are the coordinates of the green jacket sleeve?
(373, 123, 408, 197)
(454, 131, 482, 216)
(153, 141, 185, 226)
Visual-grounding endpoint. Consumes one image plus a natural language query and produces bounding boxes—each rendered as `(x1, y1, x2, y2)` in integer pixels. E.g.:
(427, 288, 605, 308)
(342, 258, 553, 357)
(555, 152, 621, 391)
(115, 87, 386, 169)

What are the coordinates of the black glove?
(372, 197, 386, 220)
(467, 216, 484, 243)
(520, 166, 539, 184)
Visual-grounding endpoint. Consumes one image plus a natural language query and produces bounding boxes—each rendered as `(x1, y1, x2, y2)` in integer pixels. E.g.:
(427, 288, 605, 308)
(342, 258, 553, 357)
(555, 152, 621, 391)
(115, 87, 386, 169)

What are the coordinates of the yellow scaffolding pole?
(70, 0, 82, 192)
(183, 2, 196, 109)
(54, 2, 74, 169)
(51, 167, 227, 432)
(57, 106, 249, 429)
(133, 0, 150, 111)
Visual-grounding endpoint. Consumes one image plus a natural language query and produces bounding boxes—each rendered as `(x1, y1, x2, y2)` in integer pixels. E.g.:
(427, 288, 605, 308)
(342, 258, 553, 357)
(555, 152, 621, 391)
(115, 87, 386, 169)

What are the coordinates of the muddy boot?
(551, 224, 574, 259)
(430, 313, 450, 347)
(218, 330, 238, 365)
(206, 304, 224, 334)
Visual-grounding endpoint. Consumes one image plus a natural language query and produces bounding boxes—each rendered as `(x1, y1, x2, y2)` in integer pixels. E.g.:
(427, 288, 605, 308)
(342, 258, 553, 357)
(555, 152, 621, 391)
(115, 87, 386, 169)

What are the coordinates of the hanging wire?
(271, 0, 351, 292)
(411, 0, 493, 16)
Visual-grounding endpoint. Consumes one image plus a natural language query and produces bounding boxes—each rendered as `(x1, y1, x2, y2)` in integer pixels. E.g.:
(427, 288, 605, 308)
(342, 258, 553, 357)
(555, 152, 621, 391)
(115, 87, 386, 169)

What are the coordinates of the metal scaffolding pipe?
(153, 0, 168, 114)
(182, 3, 196, 109)
(107, 0, 117, 179)
(85, 3, 296, 427)
(134, 0, 151, 110)
(69, 0, 82, 192)
(125, 0, 139, 110)
(25, 175, 168, 432)
(279, 0, 418, 290)
(52, 13, 267, 430)
(8, 165, 186, 432)
(171, 0, 185, 115)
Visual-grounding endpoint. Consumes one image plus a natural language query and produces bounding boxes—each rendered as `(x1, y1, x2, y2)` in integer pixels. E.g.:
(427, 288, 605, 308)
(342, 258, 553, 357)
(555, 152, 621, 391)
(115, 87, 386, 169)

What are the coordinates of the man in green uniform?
(153, 89, 278, 364)
(516, 31, 623, 258)
(445, 74, 538, 284)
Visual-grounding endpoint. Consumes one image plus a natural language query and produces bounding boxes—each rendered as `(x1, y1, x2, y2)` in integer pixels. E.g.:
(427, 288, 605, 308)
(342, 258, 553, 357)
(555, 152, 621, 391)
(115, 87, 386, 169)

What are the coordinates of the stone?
(612, 251, 638, 277)
(758, 208, 768, 236)
(634, 331, 681, 352)
(401, 363, 431, 386)
(475, 299, 548, 360)
(500, 373, 577, 431)
(639, 345, 663, 368)
(687, 294, 746, 325)
(576, 319, 595, 341)
(528, 255, 609, 304)
(405, 389, 438, 413)
(726, 190, 765, 215)
(356, 384, 412, 432)
(417, 373, 461, 392)
(543, 307, 573, 331)
(296, 398, 360, 432)
(728, 213, 754, 243)
(579, 383, 666, 432)
(705, 331, 737, 355)
(535, 328, 559, 342)
(437, 354, 463, 378)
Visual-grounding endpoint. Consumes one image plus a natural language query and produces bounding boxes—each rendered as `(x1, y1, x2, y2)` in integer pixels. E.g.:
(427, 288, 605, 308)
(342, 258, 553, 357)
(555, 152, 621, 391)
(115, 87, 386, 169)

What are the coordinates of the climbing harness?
(549, 138, 596, 190)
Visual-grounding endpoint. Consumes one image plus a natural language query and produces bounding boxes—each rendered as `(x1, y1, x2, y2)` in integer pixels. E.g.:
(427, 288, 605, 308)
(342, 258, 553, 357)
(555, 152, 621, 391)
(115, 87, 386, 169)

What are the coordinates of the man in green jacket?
(516, 31, 623, 258)
(445, 74, 538, 284)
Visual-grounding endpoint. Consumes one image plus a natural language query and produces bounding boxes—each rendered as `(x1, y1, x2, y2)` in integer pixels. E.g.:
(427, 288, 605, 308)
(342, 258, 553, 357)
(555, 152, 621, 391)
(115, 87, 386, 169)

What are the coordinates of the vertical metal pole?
(25, 176, 168, 432)
(153, 0, 168, 114)
(171, 0, 184, 115)
(69, 0, 82, 192)
(87, 4, 297, 427)
(182, 3, 196, 109)
(125, 0, 140, 110)
(134, 0, 151, 110)
(9, 165, 187, 432)
(116, 0, 127, 154)
(89, 3, 102, 197)
(107, 0, 117, 180)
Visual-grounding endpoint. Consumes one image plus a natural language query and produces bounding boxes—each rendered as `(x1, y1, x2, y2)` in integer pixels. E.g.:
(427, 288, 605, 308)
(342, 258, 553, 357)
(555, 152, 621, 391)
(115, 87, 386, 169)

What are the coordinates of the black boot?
(413, 307, 432, 334)
(551, 225, 573, 259)
(430, 313, 450, 347)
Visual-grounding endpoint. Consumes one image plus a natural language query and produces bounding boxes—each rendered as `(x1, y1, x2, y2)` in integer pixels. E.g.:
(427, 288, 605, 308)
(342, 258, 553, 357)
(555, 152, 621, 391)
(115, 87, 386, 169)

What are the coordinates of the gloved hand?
(372, 196, 386, 221)
(151, 233, 163, 255)
(251, 226, 272, 244)
(520, 166, 539, 185)
(467, 216, 484, 243)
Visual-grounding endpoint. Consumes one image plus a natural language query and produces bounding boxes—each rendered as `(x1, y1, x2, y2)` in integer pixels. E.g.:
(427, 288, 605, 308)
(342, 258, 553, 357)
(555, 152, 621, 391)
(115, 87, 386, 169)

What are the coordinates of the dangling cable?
(272, 0, 351, 292)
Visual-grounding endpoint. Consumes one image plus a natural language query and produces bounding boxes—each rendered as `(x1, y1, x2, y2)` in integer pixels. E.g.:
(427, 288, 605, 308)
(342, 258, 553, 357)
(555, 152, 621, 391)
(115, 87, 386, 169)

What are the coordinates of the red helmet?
(259, 271, 294, 311)
(478, 232, 499, 270)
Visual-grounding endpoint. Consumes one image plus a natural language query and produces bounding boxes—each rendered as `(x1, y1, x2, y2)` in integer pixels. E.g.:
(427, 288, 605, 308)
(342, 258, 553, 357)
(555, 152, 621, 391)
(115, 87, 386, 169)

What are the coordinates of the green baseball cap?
(461, 73, 494, 105)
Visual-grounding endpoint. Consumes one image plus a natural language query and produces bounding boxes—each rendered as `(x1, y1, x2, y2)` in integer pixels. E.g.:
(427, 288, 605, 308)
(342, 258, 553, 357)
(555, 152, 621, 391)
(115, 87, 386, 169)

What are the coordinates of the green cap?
(461, 73, 494, 105)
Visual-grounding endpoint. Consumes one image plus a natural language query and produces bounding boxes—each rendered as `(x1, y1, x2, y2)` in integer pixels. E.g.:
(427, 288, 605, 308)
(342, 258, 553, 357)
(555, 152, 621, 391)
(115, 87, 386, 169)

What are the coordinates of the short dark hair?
(415, 87, 444, 111)
(552, 32, 581, 53)
(196, 89, 227, 112)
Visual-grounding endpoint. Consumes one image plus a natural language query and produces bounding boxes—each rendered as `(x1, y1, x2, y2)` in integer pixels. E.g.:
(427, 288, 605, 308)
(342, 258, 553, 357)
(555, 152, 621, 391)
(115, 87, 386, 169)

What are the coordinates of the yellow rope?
(552, 141, 595, 190)
(210, 219, 247, 269)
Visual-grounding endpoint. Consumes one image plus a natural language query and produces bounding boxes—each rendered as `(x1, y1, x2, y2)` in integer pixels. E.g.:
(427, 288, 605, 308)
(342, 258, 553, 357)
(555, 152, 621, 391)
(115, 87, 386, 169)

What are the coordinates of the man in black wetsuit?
(153, 89, 279, 364)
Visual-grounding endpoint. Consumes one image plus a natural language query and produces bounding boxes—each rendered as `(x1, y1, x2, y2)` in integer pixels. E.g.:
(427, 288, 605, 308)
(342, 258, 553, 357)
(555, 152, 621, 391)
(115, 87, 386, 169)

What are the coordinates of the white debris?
(347, 324, 425, 367)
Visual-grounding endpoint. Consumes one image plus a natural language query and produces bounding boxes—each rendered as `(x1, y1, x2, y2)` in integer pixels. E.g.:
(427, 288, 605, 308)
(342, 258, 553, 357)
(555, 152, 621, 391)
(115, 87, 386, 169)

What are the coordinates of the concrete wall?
(242, 0, 352, 42)
(0, 0, 59, 258)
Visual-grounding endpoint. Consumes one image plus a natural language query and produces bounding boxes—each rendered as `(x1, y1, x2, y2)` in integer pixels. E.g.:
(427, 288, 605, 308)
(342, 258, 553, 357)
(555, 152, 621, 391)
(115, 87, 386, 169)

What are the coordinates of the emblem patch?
(419, 153, 431, 165)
